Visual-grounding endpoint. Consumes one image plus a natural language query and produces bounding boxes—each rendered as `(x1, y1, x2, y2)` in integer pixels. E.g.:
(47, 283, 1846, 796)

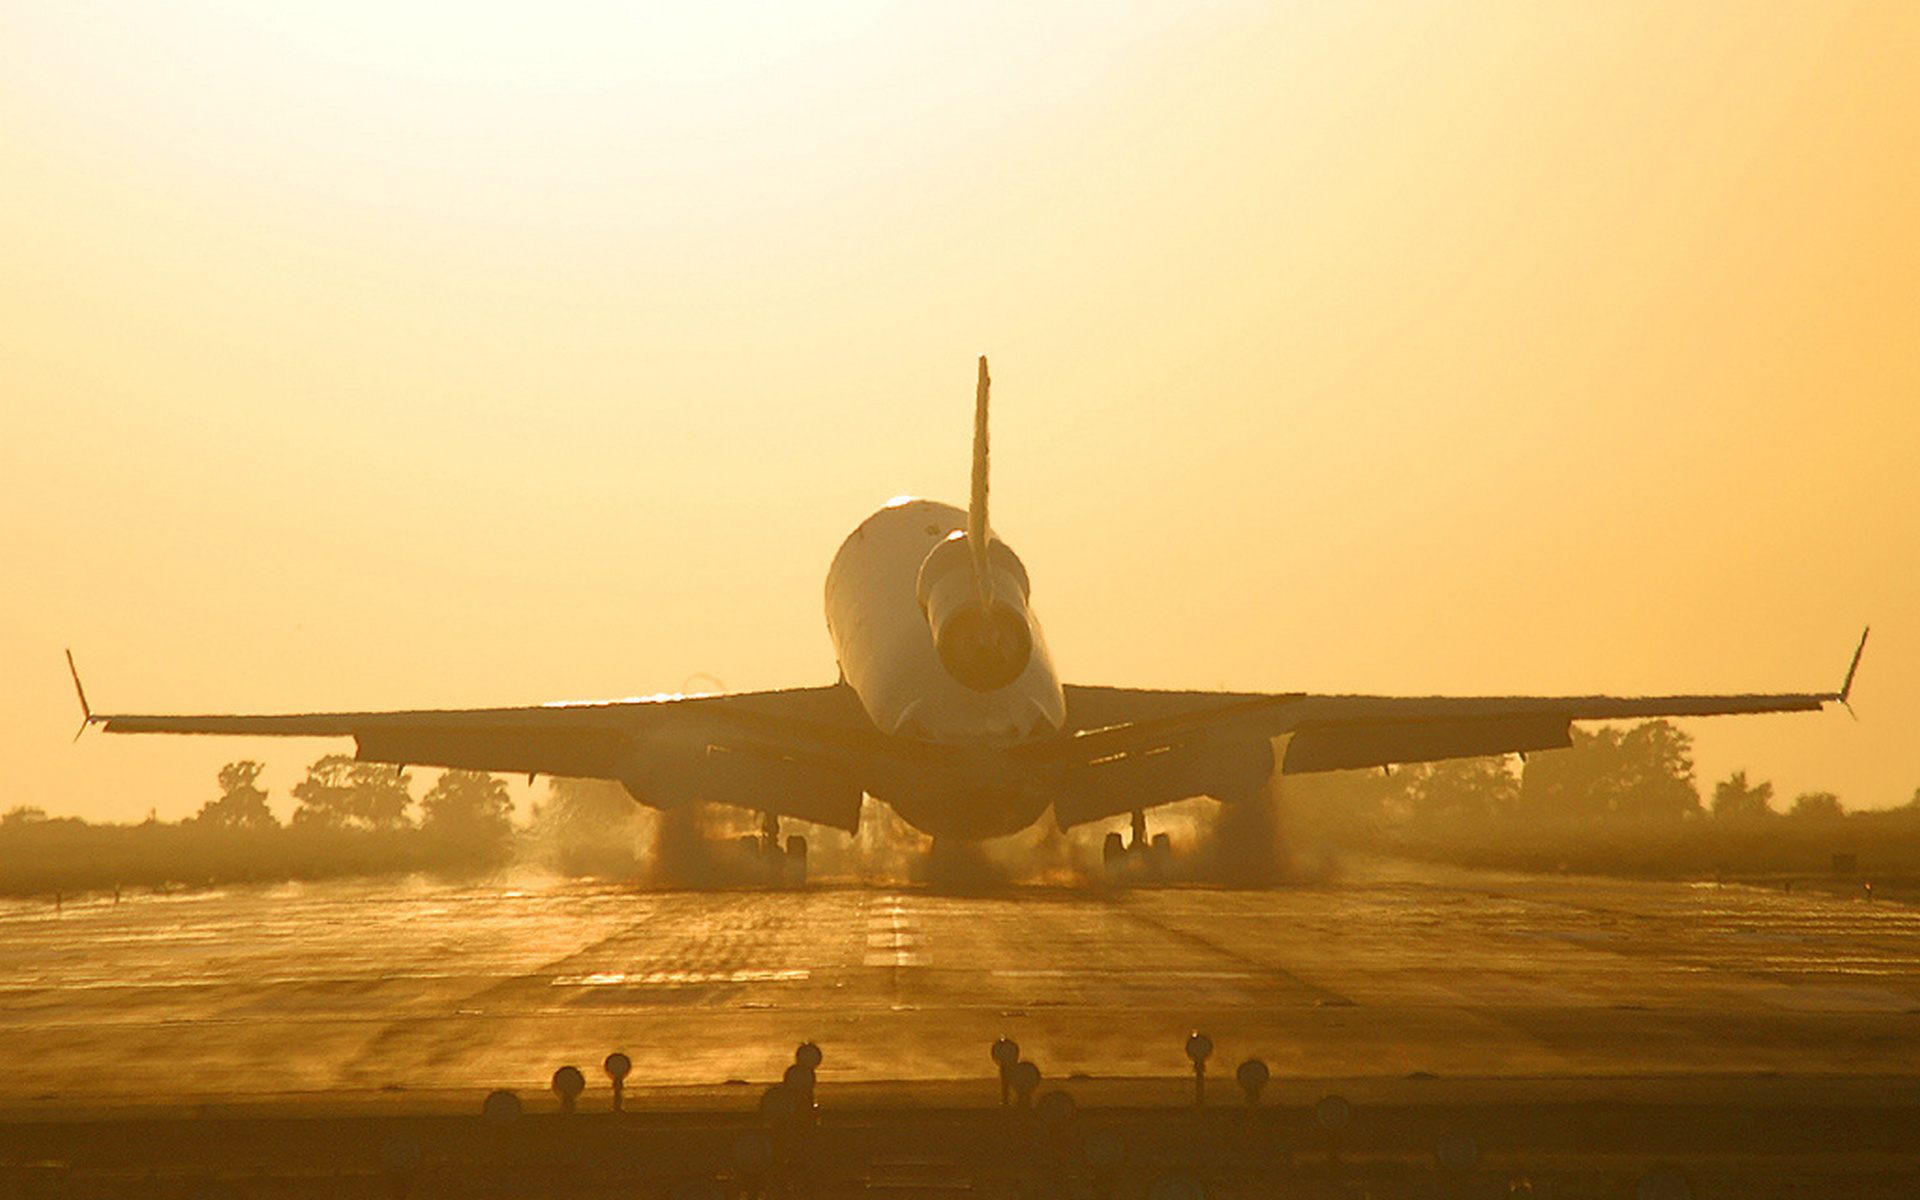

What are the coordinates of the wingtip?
(1839, 625, 1869, 707)
(64, 648, 94, 738)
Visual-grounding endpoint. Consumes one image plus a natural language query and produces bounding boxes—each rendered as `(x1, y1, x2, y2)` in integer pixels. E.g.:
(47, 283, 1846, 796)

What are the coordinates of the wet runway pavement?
(2, 859, 1917, 1112)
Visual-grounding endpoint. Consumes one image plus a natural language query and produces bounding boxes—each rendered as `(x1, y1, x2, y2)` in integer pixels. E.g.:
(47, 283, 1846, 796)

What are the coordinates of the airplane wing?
(1037, 629, 1867, 825)
(69, 660, 881, 831)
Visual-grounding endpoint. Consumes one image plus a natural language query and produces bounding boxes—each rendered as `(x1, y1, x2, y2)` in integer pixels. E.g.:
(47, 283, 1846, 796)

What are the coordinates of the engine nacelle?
(1054, 738, 1277, 828)
(915, 533, 1034, 692)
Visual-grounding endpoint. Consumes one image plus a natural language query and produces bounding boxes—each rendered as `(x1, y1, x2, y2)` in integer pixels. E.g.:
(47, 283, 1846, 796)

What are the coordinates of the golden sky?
(3, 2, 1915, 823)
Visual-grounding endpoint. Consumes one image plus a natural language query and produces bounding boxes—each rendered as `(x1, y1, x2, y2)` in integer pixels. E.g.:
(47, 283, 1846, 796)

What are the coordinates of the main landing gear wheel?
(1103, 812, 1173, 886)
(781, 835, 808, 888)
(1149, 832, 1173, 876)
(747, 814, 807, 888)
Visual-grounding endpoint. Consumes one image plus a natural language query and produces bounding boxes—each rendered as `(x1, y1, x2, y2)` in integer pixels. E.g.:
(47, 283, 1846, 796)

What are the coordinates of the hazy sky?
(3, 2, 1915, 824)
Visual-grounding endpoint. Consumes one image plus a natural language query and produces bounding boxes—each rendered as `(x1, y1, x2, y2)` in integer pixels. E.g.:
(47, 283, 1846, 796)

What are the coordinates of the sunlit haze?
(3, 1, 1915, 822)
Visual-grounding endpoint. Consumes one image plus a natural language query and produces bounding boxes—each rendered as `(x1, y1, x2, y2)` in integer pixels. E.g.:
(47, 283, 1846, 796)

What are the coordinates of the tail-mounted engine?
(916, 532, 1034, 691)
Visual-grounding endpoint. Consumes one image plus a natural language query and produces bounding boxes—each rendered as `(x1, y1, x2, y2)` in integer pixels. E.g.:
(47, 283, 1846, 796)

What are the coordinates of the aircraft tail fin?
(968, 355, 993, 606)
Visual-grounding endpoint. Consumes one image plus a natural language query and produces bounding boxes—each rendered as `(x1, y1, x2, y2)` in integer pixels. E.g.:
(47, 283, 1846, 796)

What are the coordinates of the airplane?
(70, 358, 1868, 882)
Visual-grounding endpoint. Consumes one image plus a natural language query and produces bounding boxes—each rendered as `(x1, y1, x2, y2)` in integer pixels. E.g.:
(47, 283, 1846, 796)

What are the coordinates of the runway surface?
(2, 858, 1917, 1113)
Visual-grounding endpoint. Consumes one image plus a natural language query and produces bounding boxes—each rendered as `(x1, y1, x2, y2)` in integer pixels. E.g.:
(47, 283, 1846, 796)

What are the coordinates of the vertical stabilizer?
(969, 355, 993, 605)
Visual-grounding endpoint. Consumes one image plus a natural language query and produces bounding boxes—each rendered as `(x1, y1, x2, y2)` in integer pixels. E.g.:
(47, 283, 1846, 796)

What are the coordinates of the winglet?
(65, 649, 95, 740)
(1838, 625, 1870, 713)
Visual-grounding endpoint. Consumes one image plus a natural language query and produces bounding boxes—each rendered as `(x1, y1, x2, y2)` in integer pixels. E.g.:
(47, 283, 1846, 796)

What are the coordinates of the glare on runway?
(2, 862, 1918, 1111)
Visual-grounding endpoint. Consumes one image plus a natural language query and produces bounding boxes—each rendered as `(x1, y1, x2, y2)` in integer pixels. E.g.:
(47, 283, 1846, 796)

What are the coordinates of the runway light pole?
(991, 1037, 1021, 1105)
(1235, 1057, 1269, 1107)
(603, 1052, 631, 1112)
(482, 1089, 522, 1127)
(1008, 1060, 1041, 1108)
(793, 1042, 822, 1110)
(783, 1062, 816, 1118)
(1184, 1032, 1213, 1107)
(551, 1065, 585, 1114)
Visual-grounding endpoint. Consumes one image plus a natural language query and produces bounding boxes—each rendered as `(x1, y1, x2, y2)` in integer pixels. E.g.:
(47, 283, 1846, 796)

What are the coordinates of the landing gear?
(1103, 811, 1173, 885)
(782, 835, 808, 888)
(744, 814, 808, 887)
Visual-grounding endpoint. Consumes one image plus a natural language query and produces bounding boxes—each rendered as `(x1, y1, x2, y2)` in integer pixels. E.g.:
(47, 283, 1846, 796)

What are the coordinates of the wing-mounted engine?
(622, 745, 864, 833)
(1053, 738, 1276, 829)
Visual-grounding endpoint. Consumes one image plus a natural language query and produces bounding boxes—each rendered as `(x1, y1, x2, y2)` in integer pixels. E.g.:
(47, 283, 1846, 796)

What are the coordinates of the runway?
(3, 858, 1917, 1113)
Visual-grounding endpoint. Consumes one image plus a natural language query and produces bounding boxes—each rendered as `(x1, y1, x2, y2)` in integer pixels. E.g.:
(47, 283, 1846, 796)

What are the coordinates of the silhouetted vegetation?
(0, 758, 520, 898)
(1711, 769, 1774, 820)
(291, 755, 413, 830)
(195, 760, 276, 828)
(7, 728, 1916, 899)
(527, 778, 649, 878)
(1788, 790, 1844, 820)
(1289, 721, 1920, 893)
(1521, 721, 1700, 819)
(419, 768, 516, 868)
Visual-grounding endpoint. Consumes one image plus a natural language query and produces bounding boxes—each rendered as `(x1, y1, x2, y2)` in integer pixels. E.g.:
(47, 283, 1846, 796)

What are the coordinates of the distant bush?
(1341, 804, 1920, 881)
(0, 757, 531, 898)
(0, 814, 517, 897)
(196, 760, 276, 828)
(1281, 728, 1920, 885)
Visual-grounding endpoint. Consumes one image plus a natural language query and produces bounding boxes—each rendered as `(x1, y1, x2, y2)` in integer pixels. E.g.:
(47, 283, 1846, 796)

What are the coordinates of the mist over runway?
(3, 861, 1918, 1112)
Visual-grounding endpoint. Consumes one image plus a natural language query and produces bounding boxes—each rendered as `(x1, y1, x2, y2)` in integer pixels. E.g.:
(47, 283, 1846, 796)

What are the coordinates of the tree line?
(0, 758, 527, 898)
(195, 756, 514, 842)
(1293, 720, 1883, 827)
(1, 728, 1908, 897)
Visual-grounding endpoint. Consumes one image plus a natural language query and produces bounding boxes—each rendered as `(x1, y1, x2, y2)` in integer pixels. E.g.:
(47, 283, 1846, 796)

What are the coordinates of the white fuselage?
(824, 499, 1067, 837)
(826, 498, 1066, 742)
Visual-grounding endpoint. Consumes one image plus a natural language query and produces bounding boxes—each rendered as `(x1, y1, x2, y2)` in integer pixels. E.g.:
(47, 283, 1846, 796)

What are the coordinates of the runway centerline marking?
(864, 893, 924, 968)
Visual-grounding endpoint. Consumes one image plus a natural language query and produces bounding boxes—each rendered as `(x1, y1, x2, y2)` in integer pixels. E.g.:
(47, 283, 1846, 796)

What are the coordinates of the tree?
(291, 755, 413, 830)
(198, 760, 277, 828)
(1405, 756, 1519, 821)
(421, 770, 513, 844)
(1, 807, 48, 827)
(348, 762, 414, 830)
(532, 777, 639, 837)
(291, 755, 356, 828)
(530, 778, 646, 876)
(1611, 721, 1700, 818)
(1788, 791, 1844, 820)
(1711, 770, 1775, 820)
(1519, 721, 1700, 820)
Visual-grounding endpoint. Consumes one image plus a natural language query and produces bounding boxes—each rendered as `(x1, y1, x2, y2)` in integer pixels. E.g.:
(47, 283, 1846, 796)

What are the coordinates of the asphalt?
(2, 857, 1916, 1118)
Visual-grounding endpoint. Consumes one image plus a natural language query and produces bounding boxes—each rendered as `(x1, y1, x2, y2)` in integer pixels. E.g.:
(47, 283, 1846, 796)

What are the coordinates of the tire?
(1149, 833, 1173, 880)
